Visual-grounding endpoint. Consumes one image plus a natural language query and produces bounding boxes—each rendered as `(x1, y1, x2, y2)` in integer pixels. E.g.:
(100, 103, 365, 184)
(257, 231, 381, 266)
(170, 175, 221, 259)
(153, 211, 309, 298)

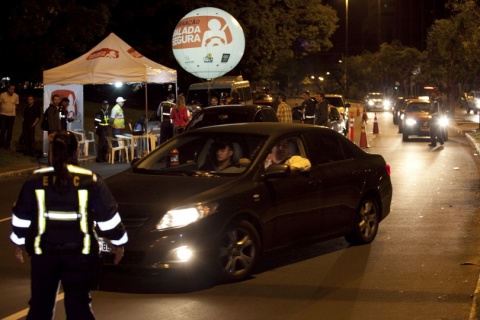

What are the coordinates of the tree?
(0, 0, 115, 84)
(420, 0, 480, 111)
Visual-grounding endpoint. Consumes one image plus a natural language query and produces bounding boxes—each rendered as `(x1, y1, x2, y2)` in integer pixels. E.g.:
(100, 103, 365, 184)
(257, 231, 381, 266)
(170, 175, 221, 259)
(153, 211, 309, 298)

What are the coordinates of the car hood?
(405, 112, 430, 120)
(106, 170, 237, 210)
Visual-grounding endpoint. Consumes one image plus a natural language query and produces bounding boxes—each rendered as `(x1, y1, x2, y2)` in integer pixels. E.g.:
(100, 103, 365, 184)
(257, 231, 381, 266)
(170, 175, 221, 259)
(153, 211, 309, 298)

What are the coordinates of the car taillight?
(385, 164, 391, 176)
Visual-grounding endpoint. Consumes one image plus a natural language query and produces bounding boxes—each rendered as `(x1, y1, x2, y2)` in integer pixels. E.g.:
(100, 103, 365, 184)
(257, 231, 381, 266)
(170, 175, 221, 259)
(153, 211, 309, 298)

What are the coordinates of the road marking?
(1, 293, 64, 320)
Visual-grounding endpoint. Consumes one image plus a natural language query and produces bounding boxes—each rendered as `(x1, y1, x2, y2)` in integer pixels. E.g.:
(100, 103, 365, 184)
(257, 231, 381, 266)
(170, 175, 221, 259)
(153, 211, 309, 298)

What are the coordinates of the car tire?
(402, 131, 409, 141)
(213, 220, 260, 282)
(398, 122, 403, 133)
(393, 116, 398, 125)
(345, 195, 380, 245)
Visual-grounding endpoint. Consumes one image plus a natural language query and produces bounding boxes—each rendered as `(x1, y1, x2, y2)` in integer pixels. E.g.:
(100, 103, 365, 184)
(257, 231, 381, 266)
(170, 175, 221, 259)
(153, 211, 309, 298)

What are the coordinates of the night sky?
(323, 0, 449, 56)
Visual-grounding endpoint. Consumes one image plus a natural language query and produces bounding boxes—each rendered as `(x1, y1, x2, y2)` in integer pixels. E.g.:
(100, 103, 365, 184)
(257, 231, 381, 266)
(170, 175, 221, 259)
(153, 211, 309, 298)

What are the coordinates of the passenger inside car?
(264, 138, 311, 172)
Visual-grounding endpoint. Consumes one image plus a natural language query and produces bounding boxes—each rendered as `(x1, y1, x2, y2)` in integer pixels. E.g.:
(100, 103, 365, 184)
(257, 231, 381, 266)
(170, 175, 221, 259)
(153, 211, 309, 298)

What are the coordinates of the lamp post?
(345, 0, 348, 97)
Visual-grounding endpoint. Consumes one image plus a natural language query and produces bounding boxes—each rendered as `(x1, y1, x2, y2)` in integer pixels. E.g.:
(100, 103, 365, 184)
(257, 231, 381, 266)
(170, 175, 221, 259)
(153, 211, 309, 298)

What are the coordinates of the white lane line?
(1, 293, 64, 320)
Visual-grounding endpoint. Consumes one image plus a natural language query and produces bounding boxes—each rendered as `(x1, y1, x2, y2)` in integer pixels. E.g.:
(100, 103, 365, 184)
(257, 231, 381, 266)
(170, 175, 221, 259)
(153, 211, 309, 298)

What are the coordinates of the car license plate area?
(421, 122, 430, 132)
(99, 237, 112, 253)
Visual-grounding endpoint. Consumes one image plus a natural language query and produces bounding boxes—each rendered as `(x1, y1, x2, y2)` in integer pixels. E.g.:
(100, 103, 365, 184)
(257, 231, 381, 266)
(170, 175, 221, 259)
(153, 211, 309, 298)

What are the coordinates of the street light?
(345, 0, 348, 97)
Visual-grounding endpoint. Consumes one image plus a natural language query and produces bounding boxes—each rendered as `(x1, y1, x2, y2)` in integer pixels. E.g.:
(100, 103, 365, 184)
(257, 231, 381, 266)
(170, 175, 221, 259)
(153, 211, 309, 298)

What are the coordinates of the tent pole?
(145, 82, 148, 133)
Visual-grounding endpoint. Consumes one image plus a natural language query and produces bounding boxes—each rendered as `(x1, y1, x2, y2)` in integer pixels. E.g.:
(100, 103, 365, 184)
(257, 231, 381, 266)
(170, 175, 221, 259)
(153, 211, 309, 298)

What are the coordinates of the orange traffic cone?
(356, 105, 361, 116)
(373, 113, 379, 133)
(359, 121, 369, 148)
(362, 107, 369, 123)
(349, 112, 355, 142)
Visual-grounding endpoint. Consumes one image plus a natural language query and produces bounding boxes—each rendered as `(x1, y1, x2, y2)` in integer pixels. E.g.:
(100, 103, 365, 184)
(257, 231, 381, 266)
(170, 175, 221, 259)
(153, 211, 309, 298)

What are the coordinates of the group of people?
(289, 91, 330, 126)
(93, 97, 127, 162)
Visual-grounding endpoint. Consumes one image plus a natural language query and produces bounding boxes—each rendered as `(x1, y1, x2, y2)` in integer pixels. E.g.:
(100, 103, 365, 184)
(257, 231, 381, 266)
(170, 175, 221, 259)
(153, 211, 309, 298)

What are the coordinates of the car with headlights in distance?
(401, 99, 448, 142)
(101, 123, 393, 283)
(466, 90, 480, 115)
(365, 92, 391, 112)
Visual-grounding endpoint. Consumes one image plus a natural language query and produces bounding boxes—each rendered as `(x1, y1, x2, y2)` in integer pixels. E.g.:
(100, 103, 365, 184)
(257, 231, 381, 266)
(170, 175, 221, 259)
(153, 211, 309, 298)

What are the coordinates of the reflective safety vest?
(94, 109, 109, 128)
(111, 104, 125, 129)
(34, 188, 91, 254)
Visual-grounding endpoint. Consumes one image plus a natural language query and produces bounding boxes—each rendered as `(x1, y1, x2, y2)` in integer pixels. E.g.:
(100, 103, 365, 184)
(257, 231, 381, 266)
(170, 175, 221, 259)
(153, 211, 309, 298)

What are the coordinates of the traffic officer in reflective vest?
(299, 90, 316, 124)
(10, 131, 128, 320)
(94, 100, 110, 162)
(157, 93, 175, 144)
(109, 97, 126, 147)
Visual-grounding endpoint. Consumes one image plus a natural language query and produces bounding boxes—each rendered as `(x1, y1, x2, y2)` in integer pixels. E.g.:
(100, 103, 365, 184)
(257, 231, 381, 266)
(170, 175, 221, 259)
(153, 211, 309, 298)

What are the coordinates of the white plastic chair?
(85, 131, 96, 156)
(70, 131, 87, 156)
(107, 137, 129, 164)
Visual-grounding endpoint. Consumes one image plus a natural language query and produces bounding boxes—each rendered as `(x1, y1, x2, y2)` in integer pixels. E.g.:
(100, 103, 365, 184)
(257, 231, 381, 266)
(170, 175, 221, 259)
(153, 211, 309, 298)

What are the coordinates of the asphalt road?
(1, 109, 479, 320)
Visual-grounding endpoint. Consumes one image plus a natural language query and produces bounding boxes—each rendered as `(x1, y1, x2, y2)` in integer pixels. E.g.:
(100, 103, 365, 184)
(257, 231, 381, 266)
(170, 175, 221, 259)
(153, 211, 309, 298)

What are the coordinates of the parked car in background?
(324, 94, 350, 133)
(185, 104, 278, 131)
(102, 123, 393, 283)
(365, 92, 391, 112)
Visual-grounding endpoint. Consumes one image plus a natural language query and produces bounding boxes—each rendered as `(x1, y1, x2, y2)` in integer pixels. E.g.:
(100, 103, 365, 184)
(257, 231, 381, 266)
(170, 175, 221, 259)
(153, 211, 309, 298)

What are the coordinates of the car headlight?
(156, 203, 218, 230)
(405, 118, 417, 126)
(368, 100, 374, 106)
(439, 117, 449, 126)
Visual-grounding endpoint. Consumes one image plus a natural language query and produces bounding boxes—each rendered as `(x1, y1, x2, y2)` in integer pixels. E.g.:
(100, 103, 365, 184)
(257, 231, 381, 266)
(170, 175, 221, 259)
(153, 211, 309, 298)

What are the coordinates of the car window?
(407, 103, 429, 112)
(326, 97, 343, 108)
(135, 132, 267, 176)
(304, 131, 353, 165)
(188, 110, 252, 129)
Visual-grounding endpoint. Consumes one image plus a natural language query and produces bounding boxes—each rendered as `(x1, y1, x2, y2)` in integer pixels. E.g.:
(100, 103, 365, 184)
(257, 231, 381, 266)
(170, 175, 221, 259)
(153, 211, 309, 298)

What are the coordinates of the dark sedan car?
(102, 123, 392, 283)
(185, 104, 278, 131)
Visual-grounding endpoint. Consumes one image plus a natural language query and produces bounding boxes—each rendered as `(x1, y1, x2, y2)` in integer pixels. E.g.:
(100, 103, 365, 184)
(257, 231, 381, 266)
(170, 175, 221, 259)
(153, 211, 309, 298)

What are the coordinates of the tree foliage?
(0, 0, 338, 89)
(0, 0, 114, 83)
(421, 0, 480, 96)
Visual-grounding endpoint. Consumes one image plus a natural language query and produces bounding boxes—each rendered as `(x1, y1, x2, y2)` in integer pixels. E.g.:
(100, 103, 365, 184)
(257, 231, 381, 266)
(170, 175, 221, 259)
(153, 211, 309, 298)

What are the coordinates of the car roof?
(203, 104, 274, 111)
(189, 122, 334, 135)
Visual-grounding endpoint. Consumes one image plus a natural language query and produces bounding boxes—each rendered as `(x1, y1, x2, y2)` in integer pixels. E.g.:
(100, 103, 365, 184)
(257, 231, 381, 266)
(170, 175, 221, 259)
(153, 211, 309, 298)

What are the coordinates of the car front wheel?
(213, 220, 260, 282)
(345, 196, 380, 245)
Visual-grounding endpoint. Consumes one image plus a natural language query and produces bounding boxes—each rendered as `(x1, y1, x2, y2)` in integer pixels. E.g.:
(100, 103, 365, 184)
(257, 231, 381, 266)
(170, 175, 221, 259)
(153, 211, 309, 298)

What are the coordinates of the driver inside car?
(264, 138, 311, 172)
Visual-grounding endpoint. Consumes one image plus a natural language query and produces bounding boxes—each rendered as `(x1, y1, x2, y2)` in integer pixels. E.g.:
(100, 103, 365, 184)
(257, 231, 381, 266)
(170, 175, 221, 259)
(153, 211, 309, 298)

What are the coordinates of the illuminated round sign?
(172, 7, 245, 80)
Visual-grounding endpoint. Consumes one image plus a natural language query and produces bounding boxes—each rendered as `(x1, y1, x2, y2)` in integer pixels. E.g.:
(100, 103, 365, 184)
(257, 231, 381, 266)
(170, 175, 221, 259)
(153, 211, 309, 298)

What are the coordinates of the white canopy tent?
(43, 32, 177, 132)
(44, 32, 177, 85)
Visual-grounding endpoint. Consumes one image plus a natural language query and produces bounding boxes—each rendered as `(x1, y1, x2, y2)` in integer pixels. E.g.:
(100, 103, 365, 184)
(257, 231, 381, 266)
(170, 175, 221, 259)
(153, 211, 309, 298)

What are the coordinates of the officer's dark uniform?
(10, 165, 128, 320)
(429, 99, 445, 147)
(301, 97, 317, 124)
(94, 102, 109, 162)
(157, 100, 175, 144)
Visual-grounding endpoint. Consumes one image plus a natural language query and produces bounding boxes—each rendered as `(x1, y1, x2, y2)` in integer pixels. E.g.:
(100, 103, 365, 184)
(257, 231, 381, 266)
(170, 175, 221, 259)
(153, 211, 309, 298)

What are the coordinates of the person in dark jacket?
(94, 100, 110, 162)
(22, 95, 41, 156)
(10, 131, 128, 320)
(157, 94, 175, 144)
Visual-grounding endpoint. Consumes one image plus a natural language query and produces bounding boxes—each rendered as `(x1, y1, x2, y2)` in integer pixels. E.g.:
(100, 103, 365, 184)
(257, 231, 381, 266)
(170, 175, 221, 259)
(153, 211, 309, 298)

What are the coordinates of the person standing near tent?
(94, 100, 110, 162)
(110, 97, 126, 147)
(170, 95, 189, 136)
(157, 93, 175, 144)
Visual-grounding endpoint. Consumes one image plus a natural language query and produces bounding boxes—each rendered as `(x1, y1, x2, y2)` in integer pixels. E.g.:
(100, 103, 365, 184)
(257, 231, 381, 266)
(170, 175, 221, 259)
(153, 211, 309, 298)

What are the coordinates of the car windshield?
(368, 93, 384, 100)
(326, 97, 343, 108)
(134, 132, 267, 176)
(407, 103, 430, 113)
(188, 109, 256, 129)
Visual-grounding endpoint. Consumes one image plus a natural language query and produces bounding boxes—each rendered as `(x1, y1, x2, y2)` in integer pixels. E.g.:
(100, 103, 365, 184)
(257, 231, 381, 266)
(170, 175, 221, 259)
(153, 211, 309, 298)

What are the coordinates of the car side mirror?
(263, 164, 291, 179)
(345, 103, 351, 108)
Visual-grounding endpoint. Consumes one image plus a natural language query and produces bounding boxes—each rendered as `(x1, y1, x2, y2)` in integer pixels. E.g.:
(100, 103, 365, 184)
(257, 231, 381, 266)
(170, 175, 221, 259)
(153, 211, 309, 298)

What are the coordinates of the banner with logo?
(42, 84, 84, 155)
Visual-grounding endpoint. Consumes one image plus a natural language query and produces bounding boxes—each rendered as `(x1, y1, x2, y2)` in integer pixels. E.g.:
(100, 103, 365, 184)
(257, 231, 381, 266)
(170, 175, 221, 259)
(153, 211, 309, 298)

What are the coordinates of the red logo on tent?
(87, 48, 119, 60)
(127, 48, 143, 58)
(52, 90, 77, 118)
